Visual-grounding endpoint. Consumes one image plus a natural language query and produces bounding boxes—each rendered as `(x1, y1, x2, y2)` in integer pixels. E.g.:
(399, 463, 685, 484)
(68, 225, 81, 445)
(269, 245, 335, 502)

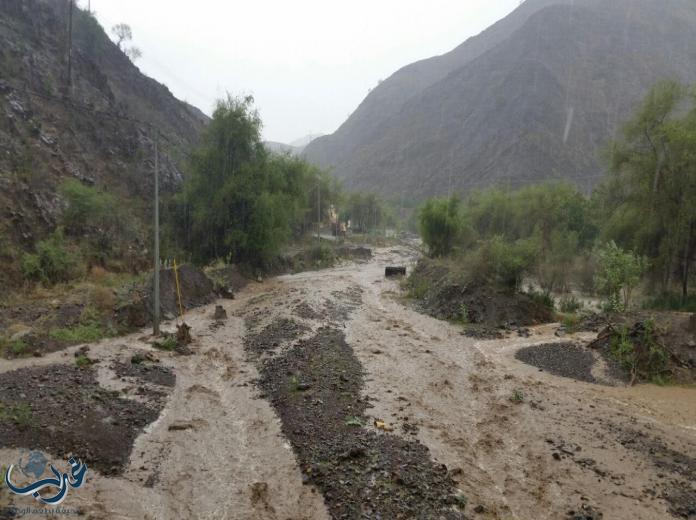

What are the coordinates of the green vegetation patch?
(0, 401, 33, 428)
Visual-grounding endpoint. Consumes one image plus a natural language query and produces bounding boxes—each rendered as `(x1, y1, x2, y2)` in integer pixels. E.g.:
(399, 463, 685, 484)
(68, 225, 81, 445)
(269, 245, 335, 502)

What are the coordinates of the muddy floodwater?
(1, 246, 694, 519)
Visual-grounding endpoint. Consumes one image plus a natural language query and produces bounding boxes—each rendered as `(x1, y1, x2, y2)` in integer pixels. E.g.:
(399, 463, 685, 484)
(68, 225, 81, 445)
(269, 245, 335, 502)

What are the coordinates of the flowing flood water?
(1, 245, 694, 519)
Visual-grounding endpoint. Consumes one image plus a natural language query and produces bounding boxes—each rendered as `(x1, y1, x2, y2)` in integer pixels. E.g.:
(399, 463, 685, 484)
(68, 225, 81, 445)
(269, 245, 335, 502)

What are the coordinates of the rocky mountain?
(304, 0, 696, 199)
(0, 0, 207, 271)
(265, 134, 324, 156)
(290, 133, 323, 149)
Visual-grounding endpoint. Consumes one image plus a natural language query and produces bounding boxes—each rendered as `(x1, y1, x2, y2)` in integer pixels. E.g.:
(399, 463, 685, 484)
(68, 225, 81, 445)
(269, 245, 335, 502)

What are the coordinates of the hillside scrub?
(416, 81, 696, 308)
(418, 183, 596, 295)
(21, 232, 83, 286)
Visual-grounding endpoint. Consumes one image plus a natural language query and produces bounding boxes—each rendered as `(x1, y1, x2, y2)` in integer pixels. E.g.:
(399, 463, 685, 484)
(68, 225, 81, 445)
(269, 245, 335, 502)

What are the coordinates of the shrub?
(609, 320, 668, 382)
(90, 286, 115, 312)
(595, 241, 647, 311)
(560, 313, 580, 333)
(59, 179, 117, 234)
(10, 340, 27, 356)
(50, 323, 109, 344)
(0, 402, 32, 428)
(509, 389, 524, 403)
(153, 335, 177, 351)
(459, 304, 470, 325)
(559, 295, 583, 313)
(466, 236, 535, 290)
(308, 244, 334, 266)
(526, 290, 555, 311)
(21, 233, 81, 285)
(643, 293, 696, 313)
(419, 197, 471, 257)
(75, 355, 91, 368)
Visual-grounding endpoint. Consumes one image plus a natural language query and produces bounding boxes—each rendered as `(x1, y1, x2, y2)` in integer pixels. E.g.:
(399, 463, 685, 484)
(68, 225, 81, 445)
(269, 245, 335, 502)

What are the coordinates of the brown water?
(1, 245, 694, 519)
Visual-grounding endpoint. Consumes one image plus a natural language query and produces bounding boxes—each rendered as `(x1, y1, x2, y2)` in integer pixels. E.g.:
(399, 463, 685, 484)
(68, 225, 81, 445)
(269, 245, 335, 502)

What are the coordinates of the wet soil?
(406, 258, 554, 328)
(116, 264, 217, 328)
(112, 360, 176, 387)
(244, 317, 310, 357)
(254, 325, 466, 519)
(1, 245, 694, 520)
(0, 364, 165, 475)
(515, 342, 598, 383)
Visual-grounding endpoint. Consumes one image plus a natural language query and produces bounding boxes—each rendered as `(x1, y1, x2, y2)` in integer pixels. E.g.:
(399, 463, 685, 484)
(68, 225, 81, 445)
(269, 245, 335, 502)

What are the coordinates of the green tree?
(594, 241, 647, 311)
(419, 196, 469, 257)
(176, 95, 326, 266)
(602, 81, 696, 301)
(344, 192, 386, 233)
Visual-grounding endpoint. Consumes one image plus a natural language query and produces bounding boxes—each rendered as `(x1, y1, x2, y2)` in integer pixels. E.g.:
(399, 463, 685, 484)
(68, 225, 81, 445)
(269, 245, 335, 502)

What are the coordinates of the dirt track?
(1, 246, 695, 519)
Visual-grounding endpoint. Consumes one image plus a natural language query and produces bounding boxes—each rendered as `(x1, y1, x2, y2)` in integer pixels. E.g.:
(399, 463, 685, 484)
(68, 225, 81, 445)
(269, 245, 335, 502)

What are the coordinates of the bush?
(419, 197, 471, 257)
(153, 335, 177, 351)
(21, 233, 81, 285)
(595, 241, 647, 311)
(466, 236, 535, 290)
(75, 355, 92, 368)
(308, 244, 334, 266)
(643, 293, 696, 313)
(0, 402, 32, 428)
(559, 295, 583, 313)
(526, 290, 555, 311)
(609, 320, 668, 383)
(559, 313, 580, 333)
(59, 179, 117, 234)
(90, 286, 115, 312)
(50, 323, 109, 344)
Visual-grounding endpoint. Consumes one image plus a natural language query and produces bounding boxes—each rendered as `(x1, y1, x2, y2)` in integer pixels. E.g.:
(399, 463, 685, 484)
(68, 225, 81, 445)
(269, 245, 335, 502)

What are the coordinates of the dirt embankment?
(405, 257, 554, 333)
(586, 312, 696, 384)
(115, 264, 217, 328)
(262, 244, 374, 276)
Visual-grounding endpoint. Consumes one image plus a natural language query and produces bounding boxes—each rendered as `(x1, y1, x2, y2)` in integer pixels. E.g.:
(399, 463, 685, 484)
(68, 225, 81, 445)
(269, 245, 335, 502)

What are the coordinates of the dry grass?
(89, 265, 109, 282)
(89, 285, 115, 312)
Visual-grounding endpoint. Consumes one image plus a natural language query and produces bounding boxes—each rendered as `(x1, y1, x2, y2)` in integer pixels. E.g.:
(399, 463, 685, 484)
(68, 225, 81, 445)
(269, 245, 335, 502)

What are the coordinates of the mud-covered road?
(1, 246, 695, 519)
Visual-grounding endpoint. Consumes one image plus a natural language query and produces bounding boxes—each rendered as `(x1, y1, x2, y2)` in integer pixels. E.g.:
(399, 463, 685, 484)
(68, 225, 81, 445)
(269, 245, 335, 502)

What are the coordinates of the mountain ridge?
(305, 0, 696, 198)
(0, 0, 207, 287)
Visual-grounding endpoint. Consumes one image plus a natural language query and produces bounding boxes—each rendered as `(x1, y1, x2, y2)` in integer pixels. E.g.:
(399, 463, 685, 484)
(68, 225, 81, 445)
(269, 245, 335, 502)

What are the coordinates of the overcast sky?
(86, 0, 520, 144)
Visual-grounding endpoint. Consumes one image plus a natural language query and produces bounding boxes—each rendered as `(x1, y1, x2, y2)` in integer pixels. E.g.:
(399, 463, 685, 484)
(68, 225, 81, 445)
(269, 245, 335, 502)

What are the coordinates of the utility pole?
(66, 0, 74, 92)
(153, 132, 160, 336)
(316, 181, 320, 242)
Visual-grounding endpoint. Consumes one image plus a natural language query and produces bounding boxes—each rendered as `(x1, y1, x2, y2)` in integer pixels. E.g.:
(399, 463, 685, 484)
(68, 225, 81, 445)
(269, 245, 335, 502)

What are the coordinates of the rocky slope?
(305, 0, 696, 198)
(0, 0, 207, 287)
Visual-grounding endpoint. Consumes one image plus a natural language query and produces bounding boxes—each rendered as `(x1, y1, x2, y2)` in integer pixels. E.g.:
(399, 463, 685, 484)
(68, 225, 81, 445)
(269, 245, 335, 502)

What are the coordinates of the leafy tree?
(176, 95, 325, 266)
(602, 81, 696, 301)
(111, 23, 132, 49)
(111, 23, 142, 61)
(419, 196, 470, 257)
(594, 241, 647, 311)
(344, 192, 386, 233)
(125, 47, 142, 61)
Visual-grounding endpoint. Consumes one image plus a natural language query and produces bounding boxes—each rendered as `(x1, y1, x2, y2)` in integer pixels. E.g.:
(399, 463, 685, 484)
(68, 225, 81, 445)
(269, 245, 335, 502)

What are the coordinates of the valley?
(1, 247, 693, 519)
